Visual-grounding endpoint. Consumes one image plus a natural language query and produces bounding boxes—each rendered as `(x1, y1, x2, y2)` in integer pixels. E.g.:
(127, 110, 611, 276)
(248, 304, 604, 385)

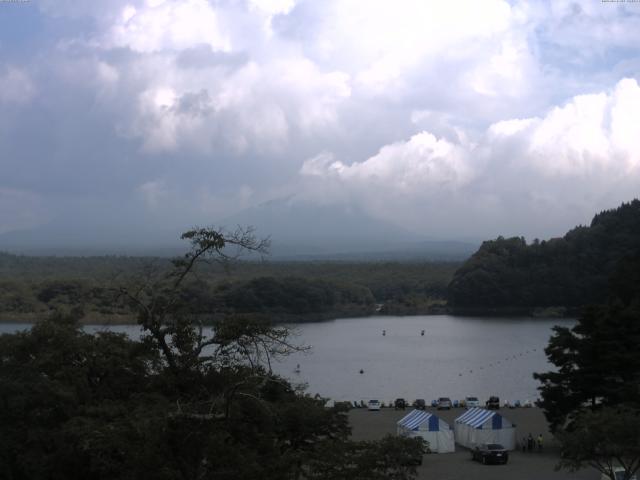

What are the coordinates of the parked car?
(413, 398, 426, 410)
(437, 397, 452, 410)
(486, 396, 500, 410)
(472, 443, 509, 465)
(394, 398, 407, 410)
(600, 467, 638, 480)
(367, 399, 381, 411)
(465, 396, 480, 408)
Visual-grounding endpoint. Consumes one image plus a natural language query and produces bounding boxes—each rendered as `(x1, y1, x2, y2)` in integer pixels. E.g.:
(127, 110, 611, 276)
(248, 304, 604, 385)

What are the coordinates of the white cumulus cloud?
(103, 0, 231, 53)
(300, 78, 640, 238)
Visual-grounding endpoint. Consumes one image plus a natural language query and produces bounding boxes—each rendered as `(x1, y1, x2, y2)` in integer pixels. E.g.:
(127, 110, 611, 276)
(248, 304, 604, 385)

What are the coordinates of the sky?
(1, 0, 640, 248)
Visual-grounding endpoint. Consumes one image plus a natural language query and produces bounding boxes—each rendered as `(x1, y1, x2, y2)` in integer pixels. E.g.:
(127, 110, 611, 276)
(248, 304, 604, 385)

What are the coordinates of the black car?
(394, 398, 407, 410)
(486, 396, 500, 410)
(413, 398, 426, 410)
(472, 443, 509, 465)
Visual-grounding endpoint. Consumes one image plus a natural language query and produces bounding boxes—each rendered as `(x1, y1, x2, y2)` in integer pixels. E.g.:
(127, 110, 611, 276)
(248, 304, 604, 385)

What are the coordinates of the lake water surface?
(0, 315, 571, 405)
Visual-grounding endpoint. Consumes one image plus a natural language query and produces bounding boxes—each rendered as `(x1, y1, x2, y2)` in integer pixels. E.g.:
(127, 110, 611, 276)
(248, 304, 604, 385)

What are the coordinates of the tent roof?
(397, 409, 444, 431)
(455, 408, 501, 428)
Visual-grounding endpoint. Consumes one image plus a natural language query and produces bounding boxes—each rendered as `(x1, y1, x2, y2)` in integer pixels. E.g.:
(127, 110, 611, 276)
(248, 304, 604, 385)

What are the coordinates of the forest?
(448, 200, 640, 314)
(0, 253, 457, 323)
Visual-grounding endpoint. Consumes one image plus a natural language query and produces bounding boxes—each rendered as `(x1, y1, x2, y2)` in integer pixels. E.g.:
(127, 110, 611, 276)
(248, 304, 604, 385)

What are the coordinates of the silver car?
(367, 399, 381, 411)
(465, 396, 480, 408)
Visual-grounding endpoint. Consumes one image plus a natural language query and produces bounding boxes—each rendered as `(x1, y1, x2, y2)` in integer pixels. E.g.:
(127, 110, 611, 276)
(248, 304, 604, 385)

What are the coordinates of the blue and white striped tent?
(454, 408, 516, 450)
(397, 409, 455, 453)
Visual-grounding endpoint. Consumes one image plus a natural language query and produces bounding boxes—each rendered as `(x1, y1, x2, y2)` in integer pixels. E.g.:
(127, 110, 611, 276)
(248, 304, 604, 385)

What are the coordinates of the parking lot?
(349, 407, 600, 480)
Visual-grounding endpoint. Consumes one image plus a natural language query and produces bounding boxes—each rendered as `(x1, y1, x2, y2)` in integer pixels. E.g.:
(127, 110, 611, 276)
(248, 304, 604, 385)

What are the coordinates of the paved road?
(349, 407, 599, 480)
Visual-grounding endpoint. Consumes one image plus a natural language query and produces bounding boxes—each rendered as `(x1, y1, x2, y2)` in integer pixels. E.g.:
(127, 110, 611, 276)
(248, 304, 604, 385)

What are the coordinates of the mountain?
(0, 194, 478, 260)
(448, 199, 640, 312)
(218, 195, 477, 260)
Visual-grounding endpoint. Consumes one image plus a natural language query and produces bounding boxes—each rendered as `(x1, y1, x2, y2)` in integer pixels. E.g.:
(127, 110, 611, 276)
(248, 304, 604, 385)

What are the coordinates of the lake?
(0, 315, 570, 405)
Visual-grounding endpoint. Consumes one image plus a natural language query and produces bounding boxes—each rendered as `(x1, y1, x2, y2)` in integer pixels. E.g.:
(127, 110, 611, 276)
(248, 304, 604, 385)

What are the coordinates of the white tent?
(397, 409, 455, 453)
(454, 408, 516, 450)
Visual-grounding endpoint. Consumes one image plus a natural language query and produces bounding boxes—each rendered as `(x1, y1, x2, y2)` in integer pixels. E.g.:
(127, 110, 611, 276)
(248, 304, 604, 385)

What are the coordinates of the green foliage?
(534, 304, 640, 429)
(220, 276, 375, 316)
(0, 252, 458, 322)
(0, 315, 162, 479)
(0, 322, 420, 479)
(449, 199, 640, 310)
(556, 407, 640, 480)
(534, 253, 640, 431)
(535, 253, 640, 479)
(305, 435, 425, 480)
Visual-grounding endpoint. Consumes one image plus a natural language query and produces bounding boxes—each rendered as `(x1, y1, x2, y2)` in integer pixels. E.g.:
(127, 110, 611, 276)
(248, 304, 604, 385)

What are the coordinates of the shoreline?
(0, 306, 576, 325)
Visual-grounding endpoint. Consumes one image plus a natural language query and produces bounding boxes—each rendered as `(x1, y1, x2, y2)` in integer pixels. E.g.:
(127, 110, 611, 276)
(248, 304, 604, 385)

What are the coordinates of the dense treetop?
(534, 253, 640, 480)
(448, 199, 640, 311)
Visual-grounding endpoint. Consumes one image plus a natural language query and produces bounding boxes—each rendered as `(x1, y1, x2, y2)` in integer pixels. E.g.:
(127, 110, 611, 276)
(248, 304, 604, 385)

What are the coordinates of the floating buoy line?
(375, 329, 542, 380)
(456, 348, 543, 378)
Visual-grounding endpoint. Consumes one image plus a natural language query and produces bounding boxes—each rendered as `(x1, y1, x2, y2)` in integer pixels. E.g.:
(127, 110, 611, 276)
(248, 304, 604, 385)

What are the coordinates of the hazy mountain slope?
(0, 194, 477, 260)
(220, 195, 477, 260)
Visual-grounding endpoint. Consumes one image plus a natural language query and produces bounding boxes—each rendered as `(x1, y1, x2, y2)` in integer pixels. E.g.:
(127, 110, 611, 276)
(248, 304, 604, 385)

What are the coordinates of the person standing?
(537, 434, 543, 452)
(521, 437, 527, 453)
(527, 433, 534, 452)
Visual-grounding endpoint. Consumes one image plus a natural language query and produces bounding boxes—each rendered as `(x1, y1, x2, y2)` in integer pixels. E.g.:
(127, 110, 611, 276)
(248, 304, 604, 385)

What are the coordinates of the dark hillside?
(448, 199, 640, 312)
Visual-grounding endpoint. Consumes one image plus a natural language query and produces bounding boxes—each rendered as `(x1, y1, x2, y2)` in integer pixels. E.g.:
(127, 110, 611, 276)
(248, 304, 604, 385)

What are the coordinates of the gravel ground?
(349, 407, 600, 480)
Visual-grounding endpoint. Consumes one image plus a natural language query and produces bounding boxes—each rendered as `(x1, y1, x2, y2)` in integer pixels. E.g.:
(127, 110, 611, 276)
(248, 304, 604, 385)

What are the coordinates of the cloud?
(101, 0, 231, 53)
(300, 78, 640, 238)
(0, 187, 46, 235)
(1, 0, 639, 244)
(302, 132, 473, 190)
(0, 66, 35, 105)
(489, 78, 640, 176)
(137, 179, 168, 210)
